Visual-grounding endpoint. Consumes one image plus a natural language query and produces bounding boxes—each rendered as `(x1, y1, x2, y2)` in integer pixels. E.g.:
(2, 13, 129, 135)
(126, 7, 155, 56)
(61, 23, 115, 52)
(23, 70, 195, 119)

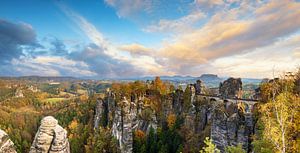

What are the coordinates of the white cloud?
(154, 0, 300, 76)
(104, 0, 153, 18)
(294, 48, 300, 58)
(144, 10, 205, 33)
(11, 56, 97, 76)
(118, 43, 152, 56)
(210, 34, 300, 78)
(47, 1, 300, 78)
(59, 5, 168, 77)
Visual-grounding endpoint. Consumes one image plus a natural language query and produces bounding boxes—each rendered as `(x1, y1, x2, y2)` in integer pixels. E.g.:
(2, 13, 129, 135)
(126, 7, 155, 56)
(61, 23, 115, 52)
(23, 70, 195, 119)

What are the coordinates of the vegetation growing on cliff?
(253, 69, 300, 153)
(0, 69, 299, 153)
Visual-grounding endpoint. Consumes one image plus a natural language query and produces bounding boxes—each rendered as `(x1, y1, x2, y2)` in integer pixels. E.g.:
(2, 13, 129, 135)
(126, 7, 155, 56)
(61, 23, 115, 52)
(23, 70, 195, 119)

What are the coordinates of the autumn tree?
(200, 137, 220, 153)
(255, 72, 300, 153)
(167, 113, 176, 128)
(153, 76, 167, 95)
(225, 144, 246, 153)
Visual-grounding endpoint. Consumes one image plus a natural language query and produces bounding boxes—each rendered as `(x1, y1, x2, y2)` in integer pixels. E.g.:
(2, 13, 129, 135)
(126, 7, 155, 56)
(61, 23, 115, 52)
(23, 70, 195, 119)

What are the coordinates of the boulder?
(29, 116, 70, 153)
(0, 130, 17, 153)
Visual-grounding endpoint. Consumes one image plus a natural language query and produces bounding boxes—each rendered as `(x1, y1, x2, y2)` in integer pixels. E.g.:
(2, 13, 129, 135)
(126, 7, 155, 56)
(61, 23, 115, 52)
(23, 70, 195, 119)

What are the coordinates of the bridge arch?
(210, 98, 216, 102)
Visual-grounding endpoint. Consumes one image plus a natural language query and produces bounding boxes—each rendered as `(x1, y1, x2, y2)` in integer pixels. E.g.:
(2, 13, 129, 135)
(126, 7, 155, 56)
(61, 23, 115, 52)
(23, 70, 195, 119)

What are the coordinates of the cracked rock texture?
(0, 129, 17, 153)
(29, 116, 70, 153)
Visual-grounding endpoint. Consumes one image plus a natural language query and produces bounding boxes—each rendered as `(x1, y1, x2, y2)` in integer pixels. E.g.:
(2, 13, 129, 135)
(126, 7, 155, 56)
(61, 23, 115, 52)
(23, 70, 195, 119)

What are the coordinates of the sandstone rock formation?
(104, 79, 255, 153)
(219, 78, 242, 99)
(211, 102, 254, 152)
(194, 80, 204, 95)
(0, 130, 17, 153)
(29, 116, 70, 153)
(112, 97, 133, 153)
(172, 89, 184, 115)
(94, 99, 108, 129)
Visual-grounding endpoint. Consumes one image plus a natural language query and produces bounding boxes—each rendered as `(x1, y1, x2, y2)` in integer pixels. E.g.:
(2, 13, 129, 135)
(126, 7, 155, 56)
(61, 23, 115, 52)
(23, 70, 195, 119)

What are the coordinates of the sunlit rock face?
(110, 93, 159, 153)
(211, 102, 254, 152)
(0, 129, 17, 153)
(105, 80, 255, 152)
(219, 78, 242, 99)
(112, 103, 123, 151)
(112, 97, 133, 153)
(29, 116, 70, 153)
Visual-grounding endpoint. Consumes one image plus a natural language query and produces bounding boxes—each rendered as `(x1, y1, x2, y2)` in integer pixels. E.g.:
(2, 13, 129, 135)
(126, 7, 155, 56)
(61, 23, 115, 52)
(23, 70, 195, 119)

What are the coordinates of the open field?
(42, 98, 66, 103)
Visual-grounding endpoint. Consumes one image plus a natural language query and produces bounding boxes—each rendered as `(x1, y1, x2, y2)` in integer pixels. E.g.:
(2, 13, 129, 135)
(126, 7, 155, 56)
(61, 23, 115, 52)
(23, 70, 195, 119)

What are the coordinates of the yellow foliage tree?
(259, 76, 300, 153)
(167, 113, 176, 128)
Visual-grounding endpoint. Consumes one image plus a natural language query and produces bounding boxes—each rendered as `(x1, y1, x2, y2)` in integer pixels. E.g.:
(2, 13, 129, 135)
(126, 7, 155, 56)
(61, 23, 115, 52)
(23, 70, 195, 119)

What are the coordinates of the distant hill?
(0, 76, 81, 82)
(192, 74, 223, 87)
(0, 75, 262, 88)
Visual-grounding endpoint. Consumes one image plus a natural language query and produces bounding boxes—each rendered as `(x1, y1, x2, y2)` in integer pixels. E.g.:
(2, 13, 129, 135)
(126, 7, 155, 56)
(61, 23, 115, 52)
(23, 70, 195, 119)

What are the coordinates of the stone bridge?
(199, 94, 258, 113)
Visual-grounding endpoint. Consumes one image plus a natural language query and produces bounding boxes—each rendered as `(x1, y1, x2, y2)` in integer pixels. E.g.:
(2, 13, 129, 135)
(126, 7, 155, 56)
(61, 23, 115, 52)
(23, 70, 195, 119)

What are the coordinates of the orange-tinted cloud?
(156, 0, 300, 75)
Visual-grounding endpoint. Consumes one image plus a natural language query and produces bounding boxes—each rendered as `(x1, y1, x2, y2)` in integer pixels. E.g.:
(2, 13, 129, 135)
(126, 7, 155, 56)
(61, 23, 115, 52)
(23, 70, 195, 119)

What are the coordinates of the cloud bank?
(1, 0, 300, 78)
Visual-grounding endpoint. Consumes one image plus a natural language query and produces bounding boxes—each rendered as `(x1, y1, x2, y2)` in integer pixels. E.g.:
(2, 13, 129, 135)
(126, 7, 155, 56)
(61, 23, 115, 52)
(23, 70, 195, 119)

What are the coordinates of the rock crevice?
(0, 129, 17, 153)
(29, 116, 70, 153)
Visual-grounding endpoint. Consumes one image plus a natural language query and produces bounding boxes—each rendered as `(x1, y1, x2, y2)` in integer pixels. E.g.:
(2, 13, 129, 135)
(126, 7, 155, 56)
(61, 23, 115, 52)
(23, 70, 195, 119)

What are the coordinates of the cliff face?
(96, 79, 255, 153)
(219, 78, 242, 98)
(94, 99, 106, 129)
(111, 97, 134, 153)
(29, 116, 70, 153)
(211, 102, 254, 152)
(0, 130, 17, 153)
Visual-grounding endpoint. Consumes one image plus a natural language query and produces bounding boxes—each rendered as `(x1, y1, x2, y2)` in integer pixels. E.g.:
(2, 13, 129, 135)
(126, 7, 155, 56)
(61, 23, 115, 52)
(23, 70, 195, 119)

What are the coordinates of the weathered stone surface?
(211, 102, 254, 152)
(219, 78, 242, 99)
(112, 97, 134, 153)
(112, 104, 123, 150)
(194, 80, 204, 95)
(0, 130, 17, 153)
(94, 99, 108, 129)
(30, 116, 70, 153)
(172, 89, 184, 115)
(106, 79, 256, 152)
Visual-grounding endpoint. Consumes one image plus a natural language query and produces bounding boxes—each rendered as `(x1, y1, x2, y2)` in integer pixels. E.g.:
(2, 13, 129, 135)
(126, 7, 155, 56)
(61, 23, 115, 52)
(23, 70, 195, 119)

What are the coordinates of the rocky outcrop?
(211, 102, 254, 152)
(30, 116, 70, 153)
(112, 97, 134, 153)
(219, 78, 242, 99)
(0, 130, 17, 153)
(105, 79, 255, 152)
(112, 103, 123, 150)
(94, 99, 108, 128)
(172, 89, 184, 115)
(194, 80, 204, 95)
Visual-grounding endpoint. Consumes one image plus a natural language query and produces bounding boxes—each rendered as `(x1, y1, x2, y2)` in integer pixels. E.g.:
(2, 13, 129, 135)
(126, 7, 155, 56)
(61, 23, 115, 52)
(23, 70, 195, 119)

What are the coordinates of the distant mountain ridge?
(0, 75, 262, 87)
(0, 76, 80, 82)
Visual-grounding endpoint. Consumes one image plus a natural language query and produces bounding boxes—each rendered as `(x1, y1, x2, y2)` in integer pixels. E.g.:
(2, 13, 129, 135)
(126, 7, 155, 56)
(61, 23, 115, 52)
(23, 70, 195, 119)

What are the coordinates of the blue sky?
(0, 0, 300, 78)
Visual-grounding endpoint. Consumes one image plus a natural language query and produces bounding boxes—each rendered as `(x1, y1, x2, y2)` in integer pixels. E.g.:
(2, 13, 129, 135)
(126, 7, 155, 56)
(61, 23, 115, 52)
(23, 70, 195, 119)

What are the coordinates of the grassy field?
(42, 97, 66, 103)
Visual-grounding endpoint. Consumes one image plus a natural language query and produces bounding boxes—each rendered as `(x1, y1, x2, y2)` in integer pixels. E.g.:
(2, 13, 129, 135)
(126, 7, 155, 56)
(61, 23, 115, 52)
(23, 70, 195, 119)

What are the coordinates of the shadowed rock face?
(211, 102, 254, 152)
(103, 80, 255, 153)
(29, 116, 70, 153)
(0, 130, 17, 153)
(194, 80, 204, 95)
(94, 99, 108, 129)
(110, 94, 158, 153)
(219, 78, 242, 99)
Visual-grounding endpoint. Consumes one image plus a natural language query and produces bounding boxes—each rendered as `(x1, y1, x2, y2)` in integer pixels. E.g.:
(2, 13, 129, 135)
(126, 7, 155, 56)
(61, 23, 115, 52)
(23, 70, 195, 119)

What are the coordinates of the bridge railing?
(198, 94, 259, 102)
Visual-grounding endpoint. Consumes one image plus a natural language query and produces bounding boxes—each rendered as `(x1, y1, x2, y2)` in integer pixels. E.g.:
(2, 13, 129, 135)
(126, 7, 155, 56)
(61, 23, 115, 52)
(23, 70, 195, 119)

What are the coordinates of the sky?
(0, 0, 300, 79)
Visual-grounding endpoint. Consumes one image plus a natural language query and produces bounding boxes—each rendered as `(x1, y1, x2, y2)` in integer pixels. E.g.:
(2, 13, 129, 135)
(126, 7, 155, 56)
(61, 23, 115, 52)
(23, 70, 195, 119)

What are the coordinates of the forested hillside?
(0, 70, 299, 153)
